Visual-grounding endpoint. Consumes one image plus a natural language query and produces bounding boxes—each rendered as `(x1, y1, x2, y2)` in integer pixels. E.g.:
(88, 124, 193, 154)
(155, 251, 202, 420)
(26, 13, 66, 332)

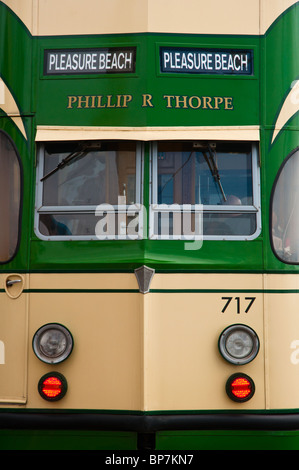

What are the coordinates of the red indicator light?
(226, 373, 255, 402)
(42, 376, 63, 398)
(231, 377, 252, 399)
(38, 372, 67, 401)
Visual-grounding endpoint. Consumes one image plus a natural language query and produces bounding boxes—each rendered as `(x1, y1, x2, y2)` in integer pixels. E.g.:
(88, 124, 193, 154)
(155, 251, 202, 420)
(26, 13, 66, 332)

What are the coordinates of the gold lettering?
(142, 94, 154, 107)
(188, 96, 201, 109)
(116, 95, 122, 108)
(97, 95, 106, 108)
(122, 95, 132, 107)
(163, 95, 175, 108)
(90, 96, 96, 108)
(224, 97, 234, 110)
(175, 95, 188, 108)
(106, 95, 116, 108)
(67, 96, 77, 108)
(202, 96, 213, 109)
(214, 97, 224, 109)
(77, 96, 90, 108)
(66, 93, 234, 112)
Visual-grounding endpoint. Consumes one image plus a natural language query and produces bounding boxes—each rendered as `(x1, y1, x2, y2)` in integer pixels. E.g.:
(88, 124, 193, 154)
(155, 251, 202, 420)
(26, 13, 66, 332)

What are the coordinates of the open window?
(35, 140, 143, 240)
(0, 131, 22, 262)
(150, 141, 260, 240)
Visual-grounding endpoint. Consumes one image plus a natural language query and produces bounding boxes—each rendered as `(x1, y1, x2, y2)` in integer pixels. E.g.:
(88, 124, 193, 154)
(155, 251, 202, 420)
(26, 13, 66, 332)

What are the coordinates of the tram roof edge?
(2, 0, 298, 37)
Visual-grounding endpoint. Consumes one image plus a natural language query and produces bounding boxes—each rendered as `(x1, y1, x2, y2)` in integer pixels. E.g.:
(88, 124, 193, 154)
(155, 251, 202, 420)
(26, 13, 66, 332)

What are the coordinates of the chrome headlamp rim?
(32, 323, 74, 364)
(218, 324, 259, 365)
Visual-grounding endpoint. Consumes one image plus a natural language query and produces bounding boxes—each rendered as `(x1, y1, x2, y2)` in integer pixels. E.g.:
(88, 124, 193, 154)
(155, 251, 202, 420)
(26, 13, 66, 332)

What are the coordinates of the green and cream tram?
(0, 0, 299, 450)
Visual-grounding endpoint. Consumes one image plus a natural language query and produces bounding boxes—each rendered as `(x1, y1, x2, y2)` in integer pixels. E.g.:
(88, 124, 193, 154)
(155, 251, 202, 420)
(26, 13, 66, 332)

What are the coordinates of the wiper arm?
(194, 142, 226, 202)
(41, 142, 101, 182)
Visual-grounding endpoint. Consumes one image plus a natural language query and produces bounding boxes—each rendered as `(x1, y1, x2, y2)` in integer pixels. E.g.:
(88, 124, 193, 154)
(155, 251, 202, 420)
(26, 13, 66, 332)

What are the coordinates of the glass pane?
(151, 211, 256, 238)
(203, 213, 256, 236)
(157, 141, 253, 206)
(39, 213, 141, 239)
(42, 141, 137, 206)
(272, 149, 299, 263)
(152, 211, 203, 238)
(0, 133, 21, 262)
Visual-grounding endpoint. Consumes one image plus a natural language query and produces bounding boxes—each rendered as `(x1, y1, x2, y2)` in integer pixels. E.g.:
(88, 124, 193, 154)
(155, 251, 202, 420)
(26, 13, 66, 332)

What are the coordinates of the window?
(150, 141, 260, 240)
(271, 148, 299, 263)
(35, 139, 261, 242)
(35, 141, 142, 240)
(0, 131, 22, 262)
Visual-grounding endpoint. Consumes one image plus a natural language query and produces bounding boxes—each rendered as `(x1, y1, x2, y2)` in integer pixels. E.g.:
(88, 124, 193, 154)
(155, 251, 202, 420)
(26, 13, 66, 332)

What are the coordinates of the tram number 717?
(221, 296, 256, 314)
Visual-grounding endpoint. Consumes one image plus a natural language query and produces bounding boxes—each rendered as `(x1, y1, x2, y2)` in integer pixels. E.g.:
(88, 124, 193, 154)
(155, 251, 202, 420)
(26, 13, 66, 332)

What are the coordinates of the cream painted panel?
(148, 0, 260, 35)
(36, 0, 149, 36)
(144, 291, 265, 411)
(0, 274, 28, 404)
(3, 0, 298, 36)
(35, 126, 260, 142)
(150, 273, 263, 291)
(6, 270, 299, 411)
(266, 292, 299, 409)
(26, 291, 143, 410)
(30, 272, 138, 290)
(265, 273, 299, 290)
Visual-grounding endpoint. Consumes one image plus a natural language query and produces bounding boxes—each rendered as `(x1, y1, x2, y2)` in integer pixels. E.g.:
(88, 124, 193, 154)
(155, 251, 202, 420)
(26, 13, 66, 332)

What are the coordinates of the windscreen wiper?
(41, 142, 101, 182)
(194, 142, 227, 202)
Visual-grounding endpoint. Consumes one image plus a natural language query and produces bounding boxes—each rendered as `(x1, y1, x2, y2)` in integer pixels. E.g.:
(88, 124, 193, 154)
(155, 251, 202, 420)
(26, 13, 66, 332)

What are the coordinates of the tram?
(0, 0, 299, 451)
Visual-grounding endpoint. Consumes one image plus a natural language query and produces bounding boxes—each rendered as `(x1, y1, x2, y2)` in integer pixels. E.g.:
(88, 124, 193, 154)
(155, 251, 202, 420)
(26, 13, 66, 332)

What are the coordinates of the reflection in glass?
(43, 141, 136, 207)
(0, 133, 21, 261)
(157, 141, 253, 206)
(272, 149, 299, 263)
(154, 141, 256, 238)
(203, 213, 256, 236)
(39, 213, 140, 238)
(38, 141, 138, 238)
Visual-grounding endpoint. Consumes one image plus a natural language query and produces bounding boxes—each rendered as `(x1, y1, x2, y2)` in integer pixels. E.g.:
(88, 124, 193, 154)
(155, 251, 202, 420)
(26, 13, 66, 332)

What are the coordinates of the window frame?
(34, 141, 144, 240)
(149, 141, 261, 240)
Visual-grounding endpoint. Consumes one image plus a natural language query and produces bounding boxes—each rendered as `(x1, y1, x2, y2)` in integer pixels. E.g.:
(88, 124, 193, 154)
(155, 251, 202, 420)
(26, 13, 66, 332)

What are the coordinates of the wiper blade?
(41, 142, 101, 182)
(194, 142, 227, 202)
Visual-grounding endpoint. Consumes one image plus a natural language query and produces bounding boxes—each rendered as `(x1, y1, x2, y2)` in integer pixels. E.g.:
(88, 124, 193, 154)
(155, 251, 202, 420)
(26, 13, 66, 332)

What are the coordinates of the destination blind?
(44, 47, 136, 75)
(160, 47, 253, 75)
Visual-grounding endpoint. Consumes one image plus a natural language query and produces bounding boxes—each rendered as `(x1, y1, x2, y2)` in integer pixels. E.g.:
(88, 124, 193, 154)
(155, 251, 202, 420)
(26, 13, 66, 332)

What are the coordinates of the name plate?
(160, 47, 253, 75)
(44, 47, 136, 75)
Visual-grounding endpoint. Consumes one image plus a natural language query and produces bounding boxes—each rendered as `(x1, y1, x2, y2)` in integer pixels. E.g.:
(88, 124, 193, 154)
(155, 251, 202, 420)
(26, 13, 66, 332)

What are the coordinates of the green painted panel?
(28, 238, 264, 272)
(156, 430, 299, 450)
(36, 34, 259, 128)
(0, 429, 137, 450)
(263, 4, 299, 131)
(0, 2, 299, 274)
(0, 3, 33, 116)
